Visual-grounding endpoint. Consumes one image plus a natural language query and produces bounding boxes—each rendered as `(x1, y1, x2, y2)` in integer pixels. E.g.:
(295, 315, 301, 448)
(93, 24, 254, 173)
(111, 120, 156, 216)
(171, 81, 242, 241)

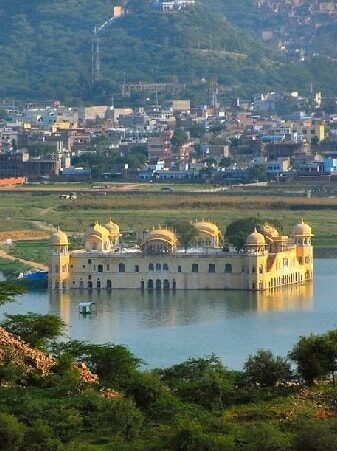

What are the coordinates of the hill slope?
(1, 0, 337, 101)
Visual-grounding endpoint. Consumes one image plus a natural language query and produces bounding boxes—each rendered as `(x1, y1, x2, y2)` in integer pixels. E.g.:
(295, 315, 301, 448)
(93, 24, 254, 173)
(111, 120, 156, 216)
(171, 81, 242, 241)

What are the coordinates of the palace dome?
(49, 228, 68, 246)
(195, 221, 221, 237)
(261, 223, 279, 238)
(293, 220, 313, 237)
(85, 222, 110, 241)
(105, 219, 120, 237)
(246, 228, 266, 246)
(146, 228, 178, 246)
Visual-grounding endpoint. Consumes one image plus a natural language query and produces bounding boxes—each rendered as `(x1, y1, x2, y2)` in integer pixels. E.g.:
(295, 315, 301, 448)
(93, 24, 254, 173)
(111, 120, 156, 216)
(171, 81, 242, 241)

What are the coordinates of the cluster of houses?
(257, 0, 337, 59)
(1, 89, 337, 184)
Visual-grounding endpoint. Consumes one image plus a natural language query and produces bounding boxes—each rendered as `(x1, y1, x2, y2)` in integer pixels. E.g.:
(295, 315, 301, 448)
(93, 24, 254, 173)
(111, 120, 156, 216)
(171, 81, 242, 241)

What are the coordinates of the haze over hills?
(1, 0, 337, 102)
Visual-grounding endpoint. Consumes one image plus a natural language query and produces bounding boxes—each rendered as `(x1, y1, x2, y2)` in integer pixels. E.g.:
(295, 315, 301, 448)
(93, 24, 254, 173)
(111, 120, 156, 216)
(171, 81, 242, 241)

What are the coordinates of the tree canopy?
(2, 0, 337, 101)
(1, 313, 66, 349)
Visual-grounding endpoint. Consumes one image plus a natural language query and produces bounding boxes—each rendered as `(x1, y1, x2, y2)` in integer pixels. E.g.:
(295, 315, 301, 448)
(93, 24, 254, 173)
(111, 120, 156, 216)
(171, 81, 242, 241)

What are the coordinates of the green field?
(7, 240, 49, 265)
(0, 257, 31, 278)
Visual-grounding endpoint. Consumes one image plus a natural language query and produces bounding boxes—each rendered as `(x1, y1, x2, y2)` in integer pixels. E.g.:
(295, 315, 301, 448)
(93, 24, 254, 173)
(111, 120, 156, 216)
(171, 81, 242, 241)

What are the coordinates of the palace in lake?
(48, 219, 313, 291)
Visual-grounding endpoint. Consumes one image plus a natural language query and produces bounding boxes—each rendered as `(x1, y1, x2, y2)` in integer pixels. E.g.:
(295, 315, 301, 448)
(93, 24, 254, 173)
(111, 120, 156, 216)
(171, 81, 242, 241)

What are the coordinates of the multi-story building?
(147, 130, 174, 162)
(49, 220, 313, 292)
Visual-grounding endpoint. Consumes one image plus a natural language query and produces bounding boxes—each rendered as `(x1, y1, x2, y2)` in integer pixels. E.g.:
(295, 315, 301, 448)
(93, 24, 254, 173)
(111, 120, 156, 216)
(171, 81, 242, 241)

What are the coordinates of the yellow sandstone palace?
(48, 219, 313, 292)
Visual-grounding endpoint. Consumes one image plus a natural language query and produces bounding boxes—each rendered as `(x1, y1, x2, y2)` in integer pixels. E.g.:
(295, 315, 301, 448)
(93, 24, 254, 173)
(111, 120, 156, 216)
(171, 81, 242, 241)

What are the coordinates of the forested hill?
(1, 0, 337, 102)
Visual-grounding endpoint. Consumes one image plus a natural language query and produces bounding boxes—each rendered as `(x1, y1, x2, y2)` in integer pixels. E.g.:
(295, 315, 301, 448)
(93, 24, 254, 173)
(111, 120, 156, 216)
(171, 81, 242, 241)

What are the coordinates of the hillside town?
(1, 89, 337, 186)
(256, 0, 337, 59)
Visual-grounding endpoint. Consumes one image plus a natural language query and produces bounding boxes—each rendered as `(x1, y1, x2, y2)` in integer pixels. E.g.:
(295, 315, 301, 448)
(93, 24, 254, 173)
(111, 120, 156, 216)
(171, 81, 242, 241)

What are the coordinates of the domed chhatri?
(194, 220, 222, 248)
(85, 222, 110, 240)
(293, 220, 313, 237)
(49, 227, 68, 246)
(246, 228, 266, 247)
(105, 219, 120, 236)
(195, 221, 220, 236)
(147, 228, 177, 243)
(48, 218, 314, 292)
(142, 228, 178, 254)
(105, 219, 121, 246)
(84, 222, 111, 252)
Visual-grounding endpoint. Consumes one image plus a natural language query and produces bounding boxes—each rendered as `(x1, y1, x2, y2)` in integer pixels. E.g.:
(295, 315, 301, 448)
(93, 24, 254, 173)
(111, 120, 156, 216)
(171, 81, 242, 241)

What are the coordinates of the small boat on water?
(17, 270, 48, 288)
(79, 302, 97, 315)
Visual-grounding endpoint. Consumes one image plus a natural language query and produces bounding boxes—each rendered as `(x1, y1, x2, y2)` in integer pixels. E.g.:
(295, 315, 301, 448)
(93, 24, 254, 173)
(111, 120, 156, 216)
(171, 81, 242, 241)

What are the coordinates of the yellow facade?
(290, 122, 327, 143)
(51, 120, 78, 132)
(48, 220, 314, 292)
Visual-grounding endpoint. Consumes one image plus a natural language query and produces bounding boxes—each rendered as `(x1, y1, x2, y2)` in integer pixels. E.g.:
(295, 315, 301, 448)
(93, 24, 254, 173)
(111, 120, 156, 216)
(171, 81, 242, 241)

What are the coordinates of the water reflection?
(49, 282, 314, 332)
(256, 282, 313, 312)
(0, 269, 318, 369)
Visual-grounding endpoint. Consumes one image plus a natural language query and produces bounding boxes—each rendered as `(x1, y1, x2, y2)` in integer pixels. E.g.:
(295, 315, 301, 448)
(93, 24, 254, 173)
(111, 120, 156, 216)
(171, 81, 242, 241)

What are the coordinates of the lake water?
(0, 259, 336, 370)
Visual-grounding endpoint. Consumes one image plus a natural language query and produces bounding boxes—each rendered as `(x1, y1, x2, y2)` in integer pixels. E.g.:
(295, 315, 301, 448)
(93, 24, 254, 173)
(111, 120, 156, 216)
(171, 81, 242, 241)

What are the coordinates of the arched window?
(163, 263, 169, 271)
(119, 263, 125, 273)
(79, 280, 84, 289)
(148, 263, 154, 271)
(98, 264, 103, 273)
(88, 281, 93, 289)
(172, 279, 176, 290)
(156, 263, 161, 271)
(148, 279, 154, 289)
(107, 279, 112, 289)
(97, 280, 101, 289)
(163, 279, 170, 290)
(208, 264, 216, 273)
(259, 265, 263, 274)
(156, 279, 162, 290)
(225, 264, 232, 273)
(192, 263, 199, 273)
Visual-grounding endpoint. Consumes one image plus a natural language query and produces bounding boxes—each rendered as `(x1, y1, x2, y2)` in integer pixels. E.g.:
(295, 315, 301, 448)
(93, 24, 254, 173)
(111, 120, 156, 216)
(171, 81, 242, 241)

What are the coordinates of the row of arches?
(55, 279, 178, 290)
(145, 279, 176, 291)
(266, 270, 312, 289)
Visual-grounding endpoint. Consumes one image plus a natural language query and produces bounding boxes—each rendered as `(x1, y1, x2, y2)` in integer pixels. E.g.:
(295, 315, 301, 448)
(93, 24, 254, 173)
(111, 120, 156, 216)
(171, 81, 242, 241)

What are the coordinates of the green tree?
(126, 372, 167, 410)
(0, 413, 25, 451)
(167, 419, 226, 451)
(0, 349, 25, 384)
(225, 217, 260, 250)
(160, 354, 225, 383)
(235, 423, 292, 451)
(1, 313, 66, 349)
(167, 220, 197, 251)
(219, 157, 233, 168)
(244, 349, 291, 387)
(292, 418, 337, 451)
(171, 128, 188, 151)
(24, 420, 62, 451)
(289, 333, 337, 385)
(188, 123, 206, 139)
(247, 164, 267, 182)
(51, 340, 142, 388)
(0, 282, 24, 306)
(159, 355, 237, 409)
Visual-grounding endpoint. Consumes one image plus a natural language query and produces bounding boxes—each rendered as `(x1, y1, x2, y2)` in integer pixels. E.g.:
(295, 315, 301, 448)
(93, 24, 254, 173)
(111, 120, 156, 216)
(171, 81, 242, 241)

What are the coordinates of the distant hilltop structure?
(152, 0, 196, 12)
(49, 219, 313, 292)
